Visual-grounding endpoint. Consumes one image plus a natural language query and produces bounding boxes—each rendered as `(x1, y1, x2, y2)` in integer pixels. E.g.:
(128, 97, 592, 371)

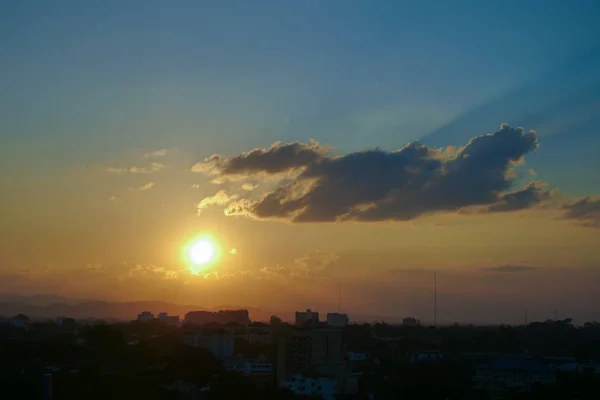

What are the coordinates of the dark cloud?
(192, 140, 326, 179)
(485, 265, 538, 273)
(488, 181, 551, 212)
(562, 197, 600, 228)
(197, 124, 550, 222)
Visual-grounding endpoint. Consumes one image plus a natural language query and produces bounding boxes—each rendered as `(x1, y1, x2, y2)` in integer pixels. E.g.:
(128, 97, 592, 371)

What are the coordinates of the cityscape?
(2, 305, 600, 399)
(2, 1, 600, 399)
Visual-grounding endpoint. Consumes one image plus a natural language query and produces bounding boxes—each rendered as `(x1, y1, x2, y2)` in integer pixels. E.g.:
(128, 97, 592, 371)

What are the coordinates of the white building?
(327, 313, 349, 327)
(280, 374, 337, 400)
(137, 311, 155, 321)
(295, 309, 319, 326)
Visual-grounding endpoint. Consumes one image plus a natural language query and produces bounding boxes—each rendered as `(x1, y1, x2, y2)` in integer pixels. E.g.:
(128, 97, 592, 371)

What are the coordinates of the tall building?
(295, 309, 319, 326)
(277, 328, 356, 395)
(327, 313, 349, 327)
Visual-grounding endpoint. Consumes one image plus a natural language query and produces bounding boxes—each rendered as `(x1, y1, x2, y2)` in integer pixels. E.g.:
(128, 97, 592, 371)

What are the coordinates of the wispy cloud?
(144, 149, 168, 158)
(108, 163, 167, 174)
(484, 265, 538, 273)
(131, 182, 155, 191)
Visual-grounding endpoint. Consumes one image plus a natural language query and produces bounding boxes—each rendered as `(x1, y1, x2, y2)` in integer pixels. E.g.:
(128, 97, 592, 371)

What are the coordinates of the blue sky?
(2, 1, 599, 168)
(1, 1, 600, 322)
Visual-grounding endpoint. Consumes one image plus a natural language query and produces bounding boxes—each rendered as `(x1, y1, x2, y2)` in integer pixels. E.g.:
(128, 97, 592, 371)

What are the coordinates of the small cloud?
(230, 248, 237, 255)
(191, 184, 200, 189)
(131, 182, 155, 191)
(484, 265, 537, 273)
(144, 149, 167, 158)
(241, 183, 258, 191)
(529, 169, 537, 176)
(108, 196, 117, 201)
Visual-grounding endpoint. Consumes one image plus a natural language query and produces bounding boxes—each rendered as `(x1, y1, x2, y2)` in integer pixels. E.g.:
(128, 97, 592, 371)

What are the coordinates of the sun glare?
(190, 239, 214, 265)
(182, 234, 220, 274)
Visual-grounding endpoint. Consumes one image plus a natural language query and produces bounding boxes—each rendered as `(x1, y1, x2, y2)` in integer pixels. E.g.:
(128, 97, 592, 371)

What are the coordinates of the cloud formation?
(132, 182, 155, 191)
(144, 149, 168, 158)
(197, 190, 239, 215)
(109, 162, 166, 174)
(192, 140, 326, 182)
(194, 124, 550, 222)
(562, 197, 600, 228)
(260, 250, 339, 279)
(484, 265, 538, 273)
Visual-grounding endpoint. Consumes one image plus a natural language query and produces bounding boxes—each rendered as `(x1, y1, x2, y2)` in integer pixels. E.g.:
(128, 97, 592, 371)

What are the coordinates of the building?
(184, 309, 250, 326)
(402, 317, 420, 326)
(158, 312, 180, 326)
(184, 332, 234, 359)
(244, 331, 272, 345)
(280, 374, 337, 400)
(473, 357, 557, 399)
(327, 313, 349, 327)
(295, 309, 319, 326)
(347, 352, 368, 362)
(10, 314, 29, 328)
(56, 316, 76, 327)
(137, 311, 155, 321)
(277, 327, 357, 396)
(407, 350, 444, 364)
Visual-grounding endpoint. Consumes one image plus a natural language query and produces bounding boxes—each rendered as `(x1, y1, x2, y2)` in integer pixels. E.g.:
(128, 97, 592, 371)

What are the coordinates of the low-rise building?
(280, 374, 337, 400)
(158, 312, 180, 326)
(137, 311, 155, 321)
(402, 317, 420, 326)
(347, 352, 368, 362)
(473, 357, 557, 399)
(295, 309, 319, 326)
(407, 350, 444, 364)
(327, 313, 349, 327)
(10, 314, 29, 328)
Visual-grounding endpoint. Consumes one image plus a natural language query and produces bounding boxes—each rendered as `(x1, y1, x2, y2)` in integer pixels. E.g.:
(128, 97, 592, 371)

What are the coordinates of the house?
(10, 314, 29, 328)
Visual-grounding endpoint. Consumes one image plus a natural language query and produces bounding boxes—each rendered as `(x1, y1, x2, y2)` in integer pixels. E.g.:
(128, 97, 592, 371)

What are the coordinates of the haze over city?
(1, 1, 599, 326)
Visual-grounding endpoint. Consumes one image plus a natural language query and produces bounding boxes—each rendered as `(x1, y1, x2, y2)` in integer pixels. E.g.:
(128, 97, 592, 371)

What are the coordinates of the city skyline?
(1, 1, 599, 325)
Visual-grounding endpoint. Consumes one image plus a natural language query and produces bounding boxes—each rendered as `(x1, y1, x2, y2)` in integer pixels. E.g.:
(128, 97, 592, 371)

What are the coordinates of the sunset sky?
(1, 1, 599, 324)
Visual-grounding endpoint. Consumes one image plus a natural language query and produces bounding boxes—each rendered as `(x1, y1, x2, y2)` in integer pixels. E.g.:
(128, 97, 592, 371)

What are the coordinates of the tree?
(269, 315, 282, 326)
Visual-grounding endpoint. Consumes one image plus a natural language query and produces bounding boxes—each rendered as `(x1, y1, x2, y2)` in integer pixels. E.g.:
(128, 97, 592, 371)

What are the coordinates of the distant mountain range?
(0, 294, 402, 324)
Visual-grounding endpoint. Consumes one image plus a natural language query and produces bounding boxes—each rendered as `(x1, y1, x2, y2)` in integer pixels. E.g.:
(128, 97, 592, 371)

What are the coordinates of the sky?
(1, 1, 599, 324)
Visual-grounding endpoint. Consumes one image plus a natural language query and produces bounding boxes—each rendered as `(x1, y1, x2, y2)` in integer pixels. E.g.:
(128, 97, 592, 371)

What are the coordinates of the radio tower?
(434, 271, 437, 327)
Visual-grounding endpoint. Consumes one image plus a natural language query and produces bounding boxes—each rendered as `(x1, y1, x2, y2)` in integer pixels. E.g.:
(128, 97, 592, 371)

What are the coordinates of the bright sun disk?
(189, 239, 215, 265)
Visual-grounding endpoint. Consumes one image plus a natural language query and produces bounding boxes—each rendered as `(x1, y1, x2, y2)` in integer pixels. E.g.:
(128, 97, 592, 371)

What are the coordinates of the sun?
(182, 234, 221, 274)
(190, 239, 214, 265)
